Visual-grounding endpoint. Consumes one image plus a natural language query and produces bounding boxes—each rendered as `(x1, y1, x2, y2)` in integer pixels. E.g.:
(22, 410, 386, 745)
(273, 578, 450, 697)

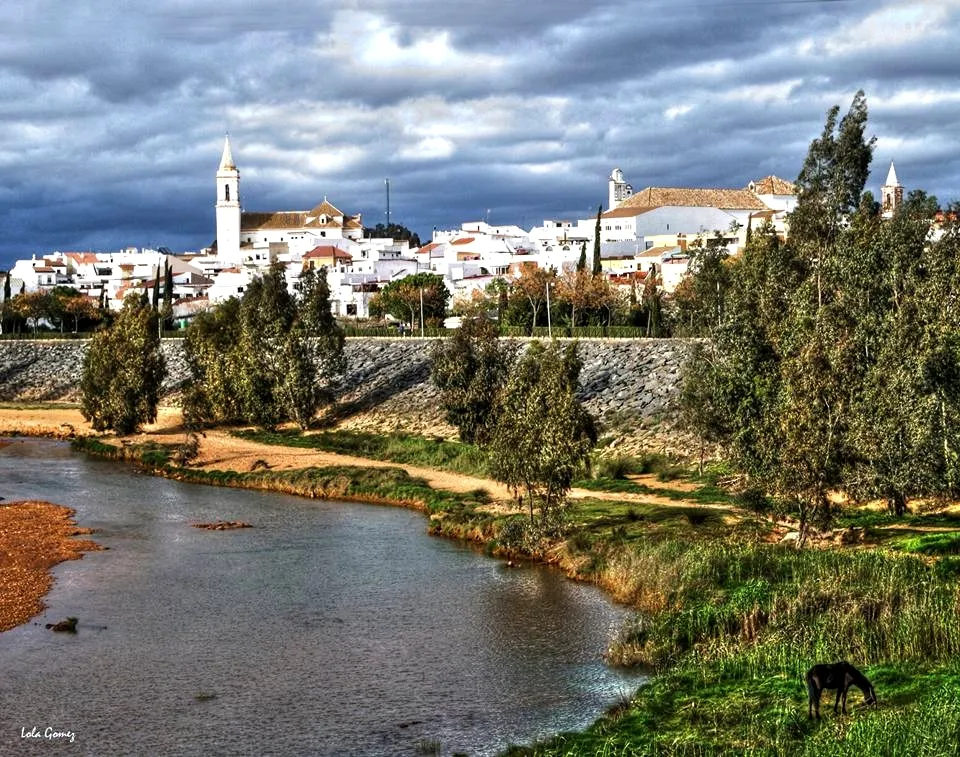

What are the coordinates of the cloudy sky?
(1, 0, 958, 270)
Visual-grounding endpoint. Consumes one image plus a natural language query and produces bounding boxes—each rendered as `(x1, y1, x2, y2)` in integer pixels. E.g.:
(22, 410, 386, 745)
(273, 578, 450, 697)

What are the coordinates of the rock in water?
(45, 617, 78, 633)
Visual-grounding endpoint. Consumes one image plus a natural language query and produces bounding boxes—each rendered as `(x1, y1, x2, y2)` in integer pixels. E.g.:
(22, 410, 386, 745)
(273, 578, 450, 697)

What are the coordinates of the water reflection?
(0, 439, 644, 756)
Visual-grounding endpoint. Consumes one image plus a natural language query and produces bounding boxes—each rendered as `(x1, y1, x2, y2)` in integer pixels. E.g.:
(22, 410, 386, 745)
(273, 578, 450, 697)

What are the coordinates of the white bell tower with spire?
(216, 135, 241, 264)
(608, 168, 633, 211)
(881, 161, 903, 220)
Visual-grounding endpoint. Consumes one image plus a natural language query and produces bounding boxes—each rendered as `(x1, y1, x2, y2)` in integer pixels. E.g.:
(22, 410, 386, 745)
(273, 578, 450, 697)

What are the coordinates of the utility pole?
(385, 178, 391, 228)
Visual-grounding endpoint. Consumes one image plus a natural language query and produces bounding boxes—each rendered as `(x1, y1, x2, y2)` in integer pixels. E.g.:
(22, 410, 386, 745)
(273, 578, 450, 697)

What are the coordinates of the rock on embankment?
(0, 337, 698, 456)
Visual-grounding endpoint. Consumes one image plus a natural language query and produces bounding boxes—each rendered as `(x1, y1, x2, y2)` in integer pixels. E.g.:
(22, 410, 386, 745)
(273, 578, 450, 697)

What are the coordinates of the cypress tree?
(592, 206, 602, 275)
(162, 260, 174, 329)
(151, 266, 160, 310)
(577, 242, 586, 272)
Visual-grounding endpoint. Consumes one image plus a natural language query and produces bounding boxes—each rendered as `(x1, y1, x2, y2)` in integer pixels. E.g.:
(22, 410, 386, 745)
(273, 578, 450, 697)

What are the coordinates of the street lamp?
(419, 286, 425, 338)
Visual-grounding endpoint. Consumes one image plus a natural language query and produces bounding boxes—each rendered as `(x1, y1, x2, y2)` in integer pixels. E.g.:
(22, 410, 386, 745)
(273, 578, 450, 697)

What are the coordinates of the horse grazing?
(806, 661, 877, 719)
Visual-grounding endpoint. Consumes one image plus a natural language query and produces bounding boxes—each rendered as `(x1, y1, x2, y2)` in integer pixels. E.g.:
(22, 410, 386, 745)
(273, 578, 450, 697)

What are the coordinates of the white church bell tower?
(216, 135, 241, 264)
(881, 161, 903, 220)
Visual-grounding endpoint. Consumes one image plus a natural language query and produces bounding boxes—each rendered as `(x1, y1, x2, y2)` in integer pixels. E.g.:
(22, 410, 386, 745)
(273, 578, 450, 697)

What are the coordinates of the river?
(0, 438, 643, 756)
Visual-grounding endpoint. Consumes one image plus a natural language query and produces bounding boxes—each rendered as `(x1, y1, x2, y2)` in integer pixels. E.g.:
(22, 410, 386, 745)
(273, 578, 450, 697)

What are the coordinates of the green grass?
(503, 535, 960, 756)
(72, 435, 492, 517)
(503, 663, 960, 756)
(0, 401, 80, 410)
(233, 428, 491, 478)
(573, 477, 735, 506)
(896, 531, 960, 555)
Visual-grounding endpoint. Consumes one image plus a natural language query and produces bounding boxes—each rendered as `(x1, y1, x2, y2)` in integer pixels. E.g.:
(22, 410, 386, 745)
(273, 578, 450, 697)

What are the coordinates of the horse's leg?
(841, 686, 848, 715)
(834, 688, 842, 715)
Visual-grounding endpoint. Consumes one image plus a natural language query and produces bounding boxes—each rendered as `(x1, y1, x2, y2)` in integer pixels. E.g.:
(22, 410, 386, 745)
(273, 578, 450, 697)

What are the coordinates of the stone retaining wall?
(0, 338, 697, 455)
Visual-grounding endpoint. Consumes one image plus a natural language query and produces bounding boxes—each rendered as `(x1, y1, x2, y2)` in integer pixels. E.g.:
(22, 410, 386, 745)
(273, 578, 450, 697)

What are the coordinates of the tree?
(577, 241, 587, 272)
(592, 206, 603, 275)
(555, 268, 613, 327)
(11, 291, 50, 334)
(0, 272, 10, 335)
(62, 295, 99, 333)
(368, 272, 449, 328)
(162, 260, 174, 329)
(296, 265, 346, 404)
(512, 265, 556, 334)
(183, 265, 345, 431)
(672, 234, 733, 336)
(641, 268, 665, 337)
(80, 294, 165, 434)
(363, 222, 422, 248)
(181, 298, 247, 428)
(789, 89, 875, 307)
(151, 267, 160, 311)
(431, 315, 515, 446)
(488, 341, 596, 523)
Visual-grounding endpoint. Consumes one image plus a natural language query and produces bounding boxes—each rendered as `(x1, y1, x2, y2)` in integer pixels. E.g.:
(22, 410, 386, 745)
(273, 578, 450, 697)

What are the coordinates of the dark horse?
(806, 661, 877, 718)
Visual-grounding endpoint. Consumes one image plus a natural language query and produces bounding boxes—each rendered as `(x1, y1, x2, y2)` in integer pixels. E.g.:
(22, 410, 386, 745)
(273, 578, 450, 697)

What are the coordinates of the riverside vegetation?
(60, 91, 960, 754)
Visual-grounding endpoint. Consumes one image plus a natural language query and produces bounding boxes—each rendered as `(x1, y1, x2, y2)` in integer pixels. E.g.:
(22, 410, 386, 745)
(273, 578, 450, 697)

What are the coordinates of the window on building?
(346, 303, 357, 316)
(224, 184, 230, 201)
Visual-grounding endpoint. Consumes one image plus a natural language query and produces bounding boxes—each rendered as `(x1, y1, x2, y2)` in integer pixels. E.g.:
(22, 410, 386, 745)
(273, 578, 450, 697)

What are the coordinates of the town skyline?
(2, 0, 959, 272)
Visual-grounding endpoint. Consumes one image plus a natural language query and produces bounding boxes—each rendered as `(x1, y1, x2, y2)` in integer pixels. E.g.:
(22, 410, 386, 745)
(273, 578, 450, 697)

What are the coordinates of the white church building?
(213, 136, 364, 266)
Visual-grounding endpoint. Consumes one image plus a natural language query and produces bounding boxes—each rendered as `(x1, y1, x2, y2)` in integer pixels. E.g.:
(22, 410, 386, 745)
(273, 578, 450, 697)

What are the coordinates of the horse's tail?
(805, 670, 817, 702)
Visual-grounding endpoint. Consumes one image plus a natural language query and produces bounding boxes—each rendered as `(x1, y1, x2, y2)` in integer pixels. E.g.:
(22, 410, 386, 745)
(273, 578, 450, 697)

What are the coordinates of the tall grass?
(510, 534, 960, 756)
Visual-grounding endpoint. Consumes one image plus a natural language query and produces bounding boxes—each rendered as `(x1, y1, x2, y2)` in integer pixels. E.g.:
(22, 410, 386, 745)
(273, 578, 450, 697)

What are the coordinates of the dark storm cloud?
(1, 0, 960, 271)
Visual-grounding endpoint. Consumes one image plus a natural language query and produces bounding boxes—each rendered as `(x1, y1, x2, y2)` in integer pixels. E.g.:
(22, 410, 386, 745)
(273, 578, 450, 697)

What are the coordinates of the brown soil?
(0, 501, 103, 633)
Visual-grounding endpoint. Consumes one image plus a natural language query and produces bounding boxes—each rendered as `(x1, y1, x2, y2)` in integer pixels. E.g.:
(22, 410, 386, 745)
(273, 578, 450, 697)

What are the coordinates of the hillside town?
(0, 137, 912, 326)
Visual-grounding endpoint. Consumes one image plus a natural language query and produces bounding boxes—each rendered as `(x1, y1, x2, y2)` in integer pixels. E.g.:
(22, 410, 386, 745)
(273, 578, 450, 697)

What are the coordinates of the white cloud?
(319, 11, 504, 79)
(664, 104, 692, 120)
(399, 136, 455, 161)
(816, 1, 954, 56)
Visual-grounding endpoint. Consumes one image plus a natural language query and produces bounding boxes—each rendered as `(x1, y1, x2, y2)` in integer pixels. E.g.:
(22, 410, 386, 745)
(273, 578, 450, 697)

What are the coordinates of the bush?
(595, 455, 638, 480)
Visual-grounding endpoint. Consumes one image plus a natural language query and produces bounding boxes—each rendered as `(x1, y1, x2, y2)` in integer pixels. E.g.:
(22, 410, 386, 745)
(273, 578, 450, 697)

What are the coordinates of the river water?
(0, 439, 643, 756)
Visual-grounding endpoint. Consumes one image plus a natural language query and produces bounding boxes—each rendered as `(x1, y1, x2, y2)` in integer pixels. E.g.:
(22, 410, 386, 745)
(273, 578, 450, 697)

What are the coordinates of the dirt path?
(0, 406, 516, 500)
(0, 405, 716, 509)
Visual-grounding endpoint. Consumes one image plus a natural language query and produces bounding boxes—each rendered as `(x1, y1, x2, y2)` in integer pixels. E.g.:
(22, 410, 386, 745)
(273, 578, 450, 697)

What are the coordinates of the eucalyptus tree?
(430, 314, 515, 446)
(183, 264, 344, 430)
(488, 341, 596, 523)
(80, 293, 165, 434)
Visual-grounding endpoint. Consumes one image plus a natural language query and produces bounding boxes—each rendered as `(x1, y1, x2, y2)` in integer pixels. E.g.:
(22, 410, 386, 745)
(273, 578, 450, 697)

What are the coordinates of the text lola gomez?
(21, 726, 77, 743)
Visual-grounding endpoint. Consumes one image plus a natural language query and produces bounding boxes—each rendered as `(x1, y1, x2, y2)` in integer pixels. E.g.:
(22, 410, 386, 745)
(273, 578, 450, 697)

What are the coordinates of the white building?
(881, 161, 904, 220)
(213, 136, 364, 267)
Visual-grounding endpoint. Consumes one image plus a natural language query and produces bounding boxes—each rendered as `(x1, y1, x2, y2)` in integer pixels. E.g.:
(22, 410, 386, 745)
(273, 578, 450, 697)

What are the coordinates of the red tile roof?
(749, 175, 796, 195)
(618, 187, 767, 211)
(304, 245, 352, 260)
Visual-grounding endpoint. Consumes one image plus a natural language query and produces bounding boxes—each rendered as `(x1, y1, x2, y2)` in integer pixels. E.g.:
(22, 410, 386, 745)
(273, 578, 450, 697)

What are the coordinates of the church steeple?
(216, 135, 241, 263)
(219, 135, 236, 172)
(881, 160, 903, 220)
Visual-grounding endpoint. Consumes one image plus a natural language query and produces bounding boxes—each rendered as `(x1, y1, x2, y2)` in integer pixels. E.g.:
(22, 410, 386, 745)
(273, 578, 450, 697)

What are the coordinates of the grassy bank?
(70, 434, 960, 755)
(71, 436, 493, 517)
(483, 531, 960, 754)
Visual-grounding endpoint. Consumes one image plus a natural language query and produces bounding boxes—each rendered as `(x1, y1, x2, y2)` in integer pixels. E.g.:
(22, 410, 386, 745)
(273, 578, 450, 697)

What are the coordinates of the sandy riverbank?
(0, 500, 103, 633)
(0, 406, 709, 510)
